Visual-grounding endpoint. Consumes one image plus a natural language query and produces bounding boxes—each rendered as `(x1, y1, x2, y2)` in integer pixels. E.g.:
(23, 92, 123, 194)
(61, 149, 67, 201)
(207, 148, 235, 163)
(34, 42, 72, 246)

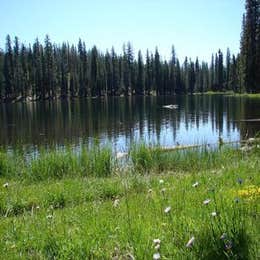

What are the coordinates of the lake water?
(1, 95, 260, 153)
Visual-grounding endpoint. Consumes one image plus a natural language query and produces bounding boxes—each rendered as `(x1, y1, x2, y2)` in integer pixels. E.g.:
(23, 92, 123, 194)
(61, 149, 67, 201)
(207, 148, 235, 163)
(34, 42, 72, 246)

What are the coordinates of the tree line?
(0, 37, 240, 101)
(0, 0, 259, 102)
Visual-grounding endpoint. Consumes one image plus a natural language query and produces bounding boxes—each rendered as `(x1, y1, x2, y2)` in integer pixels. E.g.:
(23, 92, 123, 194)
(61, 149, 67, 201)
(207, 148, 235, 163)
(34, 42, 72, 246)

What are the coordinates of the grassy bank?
(0, 143, 259, 259)
(202, 91, 260, 98)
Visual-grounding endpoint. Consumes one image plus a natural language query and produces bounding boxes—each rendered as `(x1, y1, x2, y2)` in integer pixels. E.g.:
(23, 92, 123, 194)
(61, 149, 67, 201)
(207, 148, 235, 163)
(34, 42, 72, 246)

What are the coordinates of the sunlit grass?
(0, 142, 259, 258)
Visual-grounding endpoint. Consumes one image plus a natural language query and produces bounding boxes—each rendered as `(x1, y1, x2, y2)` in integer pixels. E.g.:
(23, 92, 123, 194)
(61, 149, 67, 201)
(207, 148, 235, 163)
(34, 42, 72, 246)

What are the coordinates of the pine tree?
(256, 4, 260, 91)
(78, 39, 88, 97)
(240, 0, 260, 92)
(154, 47, 161, 95)
(126, 42, 134, 94)
(137, 50, 144, 94)
(27, 44, 34, 97)
(145, 50, 152, 95)
(175, 59, 182, 93)
(188, 60, 195, 93)
(169, 45, 176, 94)
(3, 35, 14, 100)
(0, 48, 4, 100)
(230, 54, 239, 92)
(226, 48, 231, 90)
(183, 57, 189, 93)
(69, 45, 79, 97)
(90, 46, 99, 96)
(111, 47, 119, 95)
(202, 62, 209, 92)
(13, 36, 22, 98)
(218, 49, 224, 91)
(20, 44, 29, 98)
(194, 57, 200, 92)
(44, 34, 54, 99)
(209, 54, 214, 90)
(104, 51, 112, 95)
(33, 38, 44, 99)
(60, 43, 69, 98)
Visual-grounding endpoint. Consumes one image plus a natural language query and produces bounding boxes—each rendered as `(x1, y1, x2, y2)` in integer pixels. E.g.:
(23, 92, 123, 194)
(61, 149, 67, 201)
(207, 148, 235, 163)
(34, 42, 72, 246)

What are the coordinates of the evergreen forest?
(0, 0, 259, 102)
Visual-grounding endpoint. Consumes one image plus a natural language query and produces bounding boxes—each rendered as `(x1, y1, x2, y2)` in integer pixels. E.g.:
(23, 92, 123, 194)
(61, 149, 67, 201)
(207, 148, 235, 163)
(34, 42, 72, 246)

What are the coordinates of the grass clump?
(80, 145, 113, 177)
(29, 149, 79, 181)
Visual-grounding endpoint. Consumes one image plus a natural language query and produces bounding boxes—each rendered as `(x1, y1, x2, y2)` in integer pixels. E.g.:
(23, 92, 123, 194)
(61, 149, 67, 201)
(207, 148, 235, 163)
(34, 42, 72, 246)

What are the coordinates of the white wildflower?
(46, 214, 53, 219)
(148, 189, 153, 193)
(186, 236, 195, 248)
(164, 206, 171, 213)
(113, 199, 120, 207)
(203, 199, 211, 205)
(211, 211, 217, 217)
(161, 188, 166, 193)
(153, 238, 161, 245)
(159, 179, 164, 184)
(3, 182, 9, 188)
(220, 233, 227, 240)
(153, 252, 161, 260)
(36, 206, 40, 210)
(192, 182, 199, 188)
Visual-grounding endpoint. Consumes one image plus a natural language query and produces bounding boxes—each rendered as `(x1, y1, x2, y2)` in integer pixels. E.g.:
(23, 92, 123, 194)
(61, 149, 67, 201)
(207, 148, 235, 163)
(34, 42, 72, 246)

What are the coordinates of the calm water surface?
(1, 95, 260, 153)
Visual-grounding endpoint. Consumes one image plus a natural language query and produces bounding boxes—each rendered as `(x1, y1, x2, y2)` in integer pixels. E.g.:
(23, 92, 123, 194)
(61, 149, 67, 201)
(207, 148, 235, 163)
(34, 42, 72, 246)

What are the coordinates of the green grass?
(233, 93, 260, 98)
(0, 143, 259, 259)
(202, 91, 260, 98)
(203, 90, 236, 95)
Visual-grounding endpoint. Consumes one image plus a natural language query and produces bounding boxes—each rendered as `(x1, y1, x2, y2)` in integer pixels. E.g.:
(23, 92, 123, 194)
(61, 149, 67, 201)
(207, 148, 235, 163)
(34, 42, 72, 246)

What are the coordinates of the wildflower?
(203, 199, 211, 205)
(153, 252, 161, 260)
(36, 206, 40, 210)
(237, 178, 243, 185)
(159, 179, 164, 184)
(220, 233, 227, 240)
(154, 244, 160, 250)
(234, 198, 240, 203)
(113, 199, 120, 207)
(225, 241, 232, 251)
(247, 138, 255, 144)
(238, 185, 260, 200)
(153, 238, 161, 245)
(46, 214, 53, 219)
(3, 182, 9, 188)
(148, 189, 153, 193)
(192, 182, 199, 188)
(161, 188, 166, 194)
(164, 206, 171, 213)
(186, 236, 195, 248)
(211, 211, 217, 217)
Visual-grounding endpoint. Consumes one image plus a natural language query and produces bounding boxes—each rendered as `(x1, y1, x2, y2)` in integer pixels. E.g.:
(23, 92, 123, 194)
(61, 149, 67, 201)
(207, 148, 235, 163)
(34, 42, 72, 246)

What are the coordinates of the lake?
(0, 95, 260, 153)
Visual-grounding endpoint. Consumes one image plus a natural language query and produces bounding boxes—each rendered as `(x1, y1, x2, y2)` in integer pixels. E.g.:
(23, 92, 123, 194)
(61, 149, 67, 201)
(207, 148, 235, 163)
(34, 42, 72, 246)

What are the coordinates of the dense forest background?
(0, 0, 259, 102)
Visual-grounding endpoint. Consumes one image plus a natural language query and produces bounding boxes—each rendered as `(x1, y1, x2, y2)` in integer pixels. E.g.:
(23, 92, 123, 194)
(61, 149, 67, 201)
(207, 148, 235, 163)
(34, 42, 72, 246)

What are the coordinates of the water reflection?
(0, 95, 260, 152)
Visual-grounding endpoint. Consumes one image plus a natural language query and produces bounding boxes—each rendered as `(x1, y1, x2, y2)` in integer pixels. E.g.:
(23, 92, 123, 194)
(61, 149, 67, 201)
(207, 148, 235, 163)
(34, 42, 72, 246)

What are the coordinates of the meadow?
(0, 141, 259, 259)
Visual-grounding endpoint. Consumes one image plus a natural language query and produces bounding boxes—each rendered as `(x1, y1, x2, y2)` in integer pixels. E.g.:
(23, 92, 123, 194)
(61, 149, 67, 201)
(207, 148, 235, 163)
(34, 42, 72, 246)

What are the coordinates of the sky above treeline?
(0, 0, 245, 63)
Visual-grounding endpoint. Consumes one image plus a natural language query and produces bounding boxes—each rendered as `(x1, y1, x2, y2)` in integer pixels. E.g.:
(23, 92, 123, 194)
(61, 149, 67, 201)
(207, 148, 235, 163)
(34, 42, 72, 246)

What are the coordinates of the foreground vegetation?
(0, 142, 259, 259)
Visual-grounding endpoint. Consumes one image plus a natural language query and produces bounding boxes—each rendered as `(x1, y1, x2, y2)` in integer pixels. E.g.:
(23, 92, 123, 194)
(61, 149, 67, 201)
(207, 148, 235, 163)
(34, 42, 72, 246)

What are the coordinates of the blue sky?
(0, 0, 245, 62)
